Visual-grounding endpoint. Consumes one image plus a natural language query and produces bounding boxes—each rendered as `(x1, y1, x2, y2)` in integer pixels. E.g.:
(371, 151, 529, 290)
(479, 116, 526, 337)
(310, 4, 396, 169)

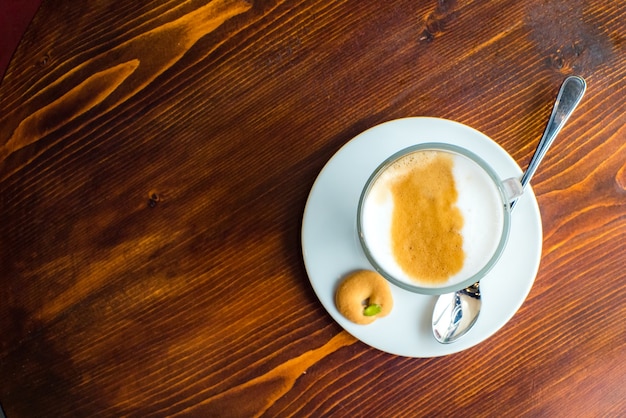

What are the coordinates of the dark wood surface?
(1, 0, 624, 416)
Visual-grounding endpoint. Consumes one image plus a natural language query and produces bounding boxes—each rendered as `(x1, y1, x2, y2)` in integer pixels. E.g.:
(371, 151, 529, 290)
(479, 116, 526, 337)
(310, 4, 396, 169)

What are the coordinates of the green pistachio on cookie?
(363, 303, 382, 316)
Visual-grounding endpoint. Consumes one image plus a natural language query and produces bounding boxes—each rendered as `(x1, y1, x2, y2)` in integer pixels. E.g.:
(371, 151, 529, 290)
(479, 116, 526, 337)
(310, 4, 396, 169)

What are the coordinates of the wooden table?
(1, 0, 624, 416)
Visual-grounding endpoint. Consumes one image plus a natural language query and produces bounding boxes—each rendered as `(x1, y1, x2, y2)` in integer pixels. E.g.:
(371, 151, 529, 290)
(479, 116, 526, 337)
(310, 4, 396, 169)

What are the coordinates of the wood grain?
(0, 0, 624, 416)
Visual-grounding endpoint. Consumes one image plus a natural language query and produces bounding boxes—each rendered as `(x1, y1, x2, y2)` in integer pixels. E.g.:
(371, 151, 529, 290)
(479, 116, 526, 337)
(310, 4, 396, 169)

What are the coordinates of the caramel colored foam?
(388, 152, 465, 284)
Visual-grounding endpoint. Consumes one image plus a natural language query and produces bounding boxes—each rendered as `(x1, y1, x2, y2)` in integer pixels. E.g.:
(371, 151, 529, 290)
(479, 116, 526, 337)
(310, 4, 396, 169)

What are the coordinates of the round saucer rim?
(301, 116, 542, 357)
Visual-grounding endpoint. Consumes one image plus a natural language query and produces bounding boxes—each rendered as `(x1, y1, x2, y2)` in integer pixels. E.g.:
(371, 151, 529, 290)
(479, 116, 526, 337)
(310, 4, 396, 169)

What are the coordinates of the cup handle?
(502, 177, 523, 208)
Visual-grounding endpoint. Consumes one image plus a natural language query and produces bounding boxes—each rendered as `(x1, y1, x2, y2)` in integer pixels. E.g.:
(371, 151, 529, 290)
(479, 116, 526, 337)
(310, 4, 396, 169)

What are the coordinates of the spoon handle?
(520, 76, 587, 189)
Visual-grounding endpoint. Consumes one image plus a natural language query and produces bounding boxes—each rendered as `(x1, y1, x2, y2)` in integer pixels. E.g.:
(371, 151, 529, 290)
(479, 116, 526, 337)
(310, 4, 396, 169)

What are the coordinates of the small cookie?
(335, 270, 393, 325)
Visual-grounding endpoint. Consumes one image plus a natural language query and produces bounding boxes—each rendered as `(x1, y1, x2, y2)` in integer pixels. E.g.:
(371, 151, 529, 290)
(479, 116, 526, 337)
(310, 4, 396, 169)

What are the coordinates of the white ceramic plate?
(301, 117, 542, 357)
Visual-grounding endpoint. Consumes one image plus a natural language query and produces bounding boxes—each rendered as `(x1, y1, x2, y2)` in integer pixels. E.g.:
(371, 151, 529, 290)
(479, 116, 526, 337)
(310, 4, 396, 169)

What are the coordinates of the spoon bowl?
(432, 282, 481, 343)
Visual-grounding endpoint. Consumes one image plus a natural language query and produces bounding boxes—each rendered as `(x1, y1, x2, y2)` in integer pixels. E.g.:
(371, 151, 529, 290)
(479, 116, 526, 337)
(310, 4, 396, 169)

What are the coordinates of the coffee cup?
(357, 143, 523, 295)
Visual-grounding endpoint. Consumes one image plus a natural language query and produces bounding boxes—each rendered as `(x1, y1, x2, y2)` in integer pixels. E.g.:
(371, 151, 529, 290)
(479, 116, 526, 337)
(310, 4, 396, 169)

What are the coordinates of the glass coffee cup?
(357, 143, 522, 295)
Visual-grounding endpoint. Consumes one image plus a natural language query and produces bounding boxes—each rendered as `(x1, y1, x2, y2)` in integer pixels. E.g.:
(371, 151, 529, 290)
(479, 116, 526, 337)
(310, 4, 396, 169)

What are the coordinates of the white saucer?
(301, 117, 542, 357)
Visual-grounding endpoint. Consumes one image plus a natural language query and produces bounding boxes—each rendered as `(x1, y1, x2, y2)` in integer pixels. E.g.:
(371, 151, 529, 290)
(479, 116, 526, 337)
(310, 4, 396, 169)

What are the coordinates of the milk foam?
(361, 151, 505, 288)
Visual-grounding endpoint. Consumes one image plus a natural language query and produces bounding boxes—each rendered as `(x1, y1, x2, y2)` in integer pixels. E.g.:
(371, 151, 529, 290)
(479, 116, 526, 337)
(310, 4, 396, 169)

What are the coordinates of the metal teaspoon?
(432, 75, 587, 344)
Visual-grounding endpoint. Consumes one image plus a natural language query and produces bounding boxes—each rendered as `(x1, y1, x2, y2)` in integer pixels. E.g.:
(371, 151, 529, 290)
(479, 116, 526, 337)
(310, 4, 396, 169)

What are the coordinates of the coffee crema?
(389, 152, 464, 283)
(360, 148, 505, 288)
